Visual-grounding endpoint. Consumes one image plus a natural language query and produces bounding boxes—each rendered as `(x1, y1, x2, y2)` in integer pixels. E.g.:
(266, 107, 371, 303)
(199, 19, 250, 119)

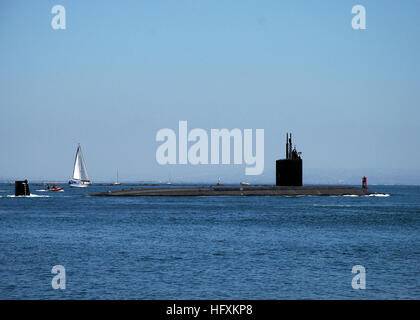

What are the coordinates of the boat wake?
(6, 194, 50, 198)
(314, 204, 354, 207)
(343, 193, 390, 197)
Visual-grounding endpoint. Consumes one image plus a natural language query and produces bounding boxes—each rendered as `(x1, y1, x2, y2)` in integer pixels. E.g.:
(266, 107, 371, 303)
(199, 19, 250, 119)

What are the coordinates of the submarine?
(15, 180, 30, 196)
(89, 133, 375, 197)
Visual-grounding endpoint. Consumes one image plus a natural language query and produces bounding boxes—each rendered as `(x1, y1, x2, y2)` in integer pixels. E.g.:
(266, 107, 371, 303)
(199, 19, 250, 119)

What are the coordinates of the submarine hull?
(89, 185, 374, 197)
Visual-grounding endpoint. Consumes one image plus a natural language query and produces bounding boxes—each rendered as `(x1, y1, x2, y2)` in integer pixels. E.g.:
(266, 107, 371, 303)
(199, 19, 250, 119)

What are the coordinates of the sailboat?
(113, 170, 121, 185)
(166, 174, 172, 185)
(69, 143, 91, 188)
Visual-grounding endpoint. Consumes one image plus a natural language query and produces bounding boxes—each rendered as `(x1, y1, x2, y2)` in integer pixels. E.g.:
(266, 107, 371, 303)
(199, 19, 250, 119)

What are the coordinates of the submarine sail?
(276, 133, 303, 186)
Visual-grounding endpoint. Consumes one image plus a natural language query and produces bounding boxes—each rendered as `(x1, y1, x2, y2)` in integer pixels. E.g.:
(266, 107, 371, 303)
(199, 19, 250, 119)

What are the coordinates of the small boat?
(240, 182, 251, 186)
(69, 181, 88, 188)
(46, 185, 63, 192)
(69, 144, 91, 188)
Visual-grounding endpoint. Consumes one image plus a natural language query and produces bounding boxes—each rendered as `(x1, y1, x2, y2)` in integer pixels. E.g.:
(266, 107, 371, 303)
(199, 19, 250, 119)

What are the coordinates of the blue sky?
(1, 0, 419, 184)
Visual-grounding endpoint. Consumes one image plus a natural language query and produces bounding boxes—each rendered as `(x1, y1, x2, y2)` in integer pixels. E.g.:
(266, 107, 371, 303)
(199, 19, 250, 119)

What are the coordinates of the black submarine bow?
(276, 133, 303, 186)
(15, 180, 30, 196)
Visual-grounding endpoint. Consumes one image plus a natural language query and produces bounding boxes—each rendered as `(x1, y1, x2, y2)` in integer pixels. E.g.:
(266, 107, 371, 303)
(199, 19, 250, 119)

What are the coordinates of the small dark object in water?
(15, 180, 30, 196)
(362, 176, 368, 190)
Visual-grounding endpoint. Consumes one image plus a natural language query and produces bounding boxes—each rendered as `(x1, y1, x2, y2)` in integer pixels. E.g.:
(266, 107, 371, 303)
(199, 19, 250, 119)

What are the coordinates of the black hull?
(88, 185, 374, 197)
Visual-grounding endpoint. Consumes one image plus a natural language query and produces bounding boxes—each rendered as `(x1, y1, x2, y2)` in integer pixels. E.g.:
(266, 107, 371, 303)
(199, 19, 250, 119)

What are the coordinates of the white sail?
(72, 144, 90, 182)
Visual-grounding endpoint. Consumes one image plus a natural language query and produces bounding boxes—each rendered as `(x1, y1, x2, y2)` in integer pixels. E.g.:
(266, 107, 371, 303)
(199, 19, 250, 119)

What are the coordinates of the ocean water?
(0, 183, 419, 299)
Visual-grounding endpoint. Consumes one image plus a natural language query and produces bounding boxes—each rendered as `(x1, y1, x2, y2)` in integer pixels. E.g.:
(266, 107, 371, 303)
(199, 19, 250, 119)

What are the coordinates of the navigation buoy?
(362, 176, 368, 190)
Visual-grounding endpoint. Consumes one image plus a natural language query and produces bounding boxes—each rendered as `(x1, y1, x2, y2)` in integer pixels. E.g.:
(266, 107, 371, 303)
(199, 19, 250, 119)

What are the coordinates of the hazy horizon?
(1, 167, 420, 186)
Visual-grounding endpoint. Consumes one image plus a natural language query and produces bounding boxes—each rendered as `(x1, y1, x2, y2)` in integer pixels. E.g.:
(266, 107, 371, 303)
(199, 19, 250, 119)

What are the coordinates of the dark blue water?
(0, 184, 419, 299)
